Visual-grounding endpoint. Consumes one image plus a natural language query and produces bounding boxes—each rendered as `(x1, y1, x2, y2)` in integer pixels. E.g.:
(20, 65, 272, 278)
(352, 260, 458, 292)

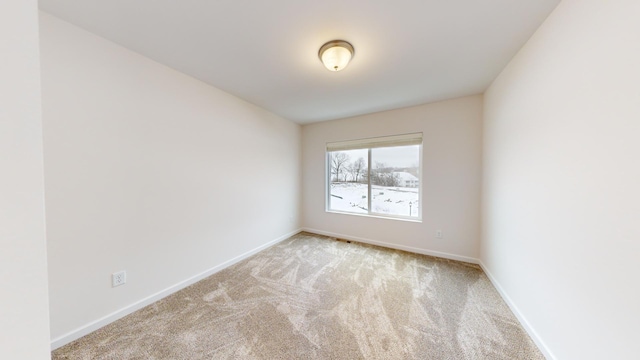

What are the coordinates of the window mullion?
(367, 148, 372, 214)
(326, 152, 331, 211)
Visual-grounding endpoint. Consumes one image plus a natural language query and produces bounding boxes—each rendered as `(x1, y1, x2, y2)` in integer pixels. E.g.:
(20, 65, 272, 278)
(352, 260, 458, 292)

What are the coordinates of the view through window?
(327, 133, 422, 220)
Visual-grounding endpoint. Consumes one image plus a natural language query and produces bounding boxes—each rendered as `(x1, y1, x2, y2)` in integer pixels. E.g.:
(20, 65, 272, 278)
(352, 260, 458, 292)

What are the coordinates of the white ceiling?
(38, 0, 560, 124)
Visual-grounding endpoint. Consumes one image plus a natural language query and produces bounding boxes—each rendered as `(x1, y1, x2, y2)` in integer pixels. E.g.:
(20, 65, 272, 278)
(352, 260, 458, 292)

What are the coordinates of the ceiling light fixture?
(318, 40, 354, 72)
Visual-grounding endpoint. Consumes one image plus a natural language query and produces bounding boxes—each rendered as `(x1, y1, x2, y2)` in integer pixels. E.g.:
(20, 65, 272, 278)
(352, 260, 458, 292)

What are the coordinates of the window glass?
(326, 134, 421, 221)
(328, 149, 368, 214)
(370, 145, 420, 218)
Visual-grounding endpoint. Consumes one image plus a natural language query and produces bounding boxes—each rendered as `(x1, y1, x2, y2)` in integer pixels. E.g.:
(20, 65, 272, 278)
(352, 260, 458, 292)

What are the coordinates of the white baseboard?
(301, 227, 480, 264)
(50, 228, 302, 350)
(479, 261, 556, 360)
(51, 228, 553, 359)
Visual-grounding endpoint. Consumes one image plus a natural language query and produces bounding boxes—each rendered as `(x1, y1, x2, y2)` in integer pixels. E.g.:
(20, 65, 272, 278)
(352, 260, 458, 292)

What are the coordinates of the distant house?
(393, 172, 419, 188)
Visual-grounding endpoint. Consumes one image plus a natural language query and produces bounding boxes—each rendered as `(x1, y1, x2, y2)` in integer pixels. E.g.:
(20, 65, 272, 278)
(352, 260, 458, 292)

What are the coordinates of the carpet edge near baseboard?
(302, 227, 555, 360)
(52, 227, 555, 360)
(301, 227, 480, 265)
(49, 228, 302, 351)
(479, 261, 556, 360)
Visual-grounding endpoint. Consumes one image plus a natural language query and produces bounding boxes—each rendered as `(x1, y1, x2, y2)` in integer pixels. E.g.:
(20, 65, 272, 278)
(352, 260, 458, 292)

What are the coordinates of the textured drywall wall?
(40, 13, 301, 344)
(0, 1, 51, 359)
(482, 1, 640, 358)
(302, 95, 482, 261)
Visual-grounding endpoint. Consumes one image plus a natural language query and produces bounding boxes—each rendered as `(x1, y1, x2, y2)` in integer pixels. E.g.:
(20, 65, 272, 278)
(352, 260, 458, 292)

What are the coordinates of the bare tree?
(350, 157, 366, 182)
(370, 162, 401, 187)
(330, 152, 350, 182)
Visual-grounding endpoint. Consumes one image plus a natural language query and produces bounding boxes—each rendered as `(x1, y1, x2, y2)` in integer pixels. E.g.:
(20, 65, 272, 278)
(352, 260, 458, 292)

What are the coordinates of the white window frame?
(325, 133, 423, 222)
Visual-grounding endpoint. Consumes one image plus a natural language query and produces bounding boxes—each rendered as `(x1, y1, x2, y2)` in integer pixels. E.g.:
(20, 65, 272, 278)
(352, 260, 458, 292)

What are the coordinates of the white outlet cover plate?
(112, 271, 126, 287)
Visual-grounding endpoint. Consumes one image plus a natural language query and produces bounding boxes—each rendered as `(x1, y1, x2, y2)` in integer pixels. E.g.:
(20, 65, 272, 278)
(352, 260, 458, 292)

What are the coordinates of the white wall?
(482, 1, 640, 359)
(39, 13, 301, 345)
(302, 95, 482, 261)
(0, 1, 51, 359)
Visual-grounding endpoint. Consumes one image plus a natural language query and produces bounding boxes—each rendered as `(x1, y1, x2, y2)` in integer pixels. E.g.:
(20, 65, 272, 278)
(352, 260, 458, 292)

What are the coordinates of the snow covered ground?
(329, 182, 419, 218)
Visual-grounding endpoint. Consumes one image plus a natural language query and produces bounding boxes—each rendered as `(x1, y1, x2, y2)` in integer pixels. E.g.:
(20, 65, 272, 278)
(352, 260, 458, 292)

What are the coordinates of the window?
(326, 133, 422, 220)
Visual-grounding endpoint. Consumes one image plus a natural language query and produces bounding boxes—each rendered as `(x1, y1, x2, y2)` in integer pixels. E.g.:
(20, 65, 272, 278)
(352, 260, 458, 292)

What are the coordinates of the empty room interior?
(2, 0, 639, 359)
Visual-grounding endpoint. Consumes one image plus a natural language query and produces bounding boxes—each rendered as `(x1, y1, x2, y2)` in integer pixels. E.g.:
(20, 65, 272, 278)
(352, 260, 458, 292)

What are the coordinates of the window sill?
(325, 209, 422, 223)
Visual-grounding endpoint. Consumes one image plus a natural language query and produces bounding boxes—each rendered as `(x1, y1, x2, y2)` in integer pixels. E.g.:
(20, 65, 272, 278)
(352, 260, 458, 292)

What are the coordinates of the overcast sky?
(339, 145, 419, 168)
(373, 145, 419, 168)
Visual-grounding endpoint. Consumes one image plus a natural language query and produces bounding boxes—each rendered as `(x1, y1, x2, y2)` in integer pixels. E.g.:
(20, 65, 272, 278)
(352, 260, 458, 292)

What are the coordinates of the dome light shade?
(319, 40, 354, 72)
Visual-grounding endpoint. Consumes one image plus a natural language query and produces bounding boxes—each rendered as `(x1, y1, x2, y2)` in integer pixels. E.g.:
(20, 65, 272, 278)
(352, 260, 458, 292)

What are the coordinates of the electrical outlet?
(436, 230, 443, 239)
(112, 271, 126, 287)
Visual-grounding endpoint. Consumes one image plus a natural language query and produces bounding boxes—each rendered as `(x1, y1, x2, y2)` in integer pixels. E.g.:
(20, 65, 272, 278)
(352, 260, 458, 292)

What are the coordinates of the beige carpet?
(52, 232, 544, 359)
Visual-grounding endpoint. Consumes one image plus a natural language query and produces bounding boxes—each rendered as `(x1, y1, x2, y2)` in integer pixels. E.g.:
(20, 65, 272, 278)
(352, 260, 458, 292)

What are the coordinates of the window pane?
(328, 149, 368, 213)
(370, 145, 420, 218)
